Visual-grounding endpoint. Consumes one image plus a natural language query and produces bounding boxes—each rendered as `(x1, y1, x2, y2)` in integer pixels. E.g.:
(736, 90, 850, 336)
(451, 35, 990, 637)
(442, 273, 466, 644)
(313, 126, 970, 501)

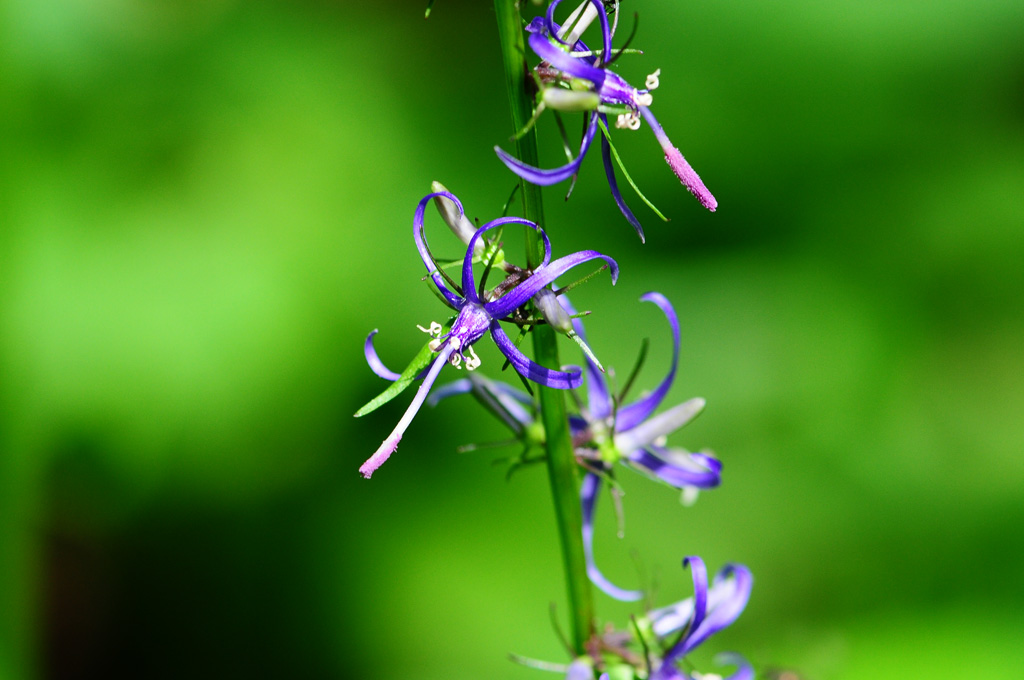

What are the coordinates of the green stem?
(493, 0, 595, 655)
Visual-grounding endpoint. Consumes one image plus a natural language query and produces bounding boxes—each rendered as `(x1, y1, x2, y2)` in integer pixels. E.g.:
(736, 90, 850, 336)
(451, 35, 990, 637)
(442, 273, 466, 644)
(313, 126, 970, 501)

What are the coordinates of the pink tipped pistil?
(640, 107, 718, 212)
(359, 344, 453, 479)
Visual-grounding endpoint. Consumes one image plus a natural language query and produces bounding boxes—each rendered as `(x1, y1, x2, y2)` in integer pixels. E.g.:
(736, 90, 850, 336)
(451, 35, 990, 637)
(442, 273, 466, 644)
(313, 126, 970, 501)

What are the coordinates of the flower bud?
(533, 287, 573, 334)
(431, 181, 484, 256)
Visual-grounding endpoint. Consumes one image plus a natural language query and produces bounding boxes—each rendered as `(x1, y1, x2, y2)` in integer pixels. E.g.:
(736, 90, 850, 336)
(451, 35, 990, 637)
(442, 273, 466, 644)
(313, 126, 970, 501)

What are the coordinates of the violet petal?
(615, 292, 681, 431)
(581, 473, 643, 601)
(495, 111, 600, 186)
(489, 320, 582, 389)
(484, 247, 618, 320)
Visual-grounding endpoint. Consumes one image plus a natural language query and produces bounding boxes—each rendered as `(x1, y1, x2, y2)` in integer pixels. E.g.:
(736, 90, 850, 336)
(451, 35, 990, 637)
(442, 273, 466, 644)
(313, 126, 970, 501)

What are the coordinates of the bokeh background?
(2, 0, 1022, 678)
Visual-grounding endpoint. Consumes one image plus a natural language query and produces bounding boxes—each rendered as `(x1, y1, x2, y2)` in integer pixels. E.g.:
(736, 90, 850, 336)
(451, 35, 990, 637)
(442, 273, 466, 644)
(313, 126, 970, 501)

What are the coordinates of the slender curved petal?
(562, 297, 611, 419)
(364, 330, 402, 381)
(650, 560, 750, 638)
(599, 118, 646, 241)
(683, 556, 710, 637)
(615, 292, 681, 430)
(413, 192, 464, 308)
(626, 447, 721, 489)
(546, 0, 610, 60)
(581, 473, 643, 601)
(662, 561, 753, 665)
(462, 216, 540, 305)
(495, 111, 600, 186)
(529, 30, 606, 86)
(485, 247, 618, 319)
(489, 321, 582, 389)
(715, 653, 755, 680)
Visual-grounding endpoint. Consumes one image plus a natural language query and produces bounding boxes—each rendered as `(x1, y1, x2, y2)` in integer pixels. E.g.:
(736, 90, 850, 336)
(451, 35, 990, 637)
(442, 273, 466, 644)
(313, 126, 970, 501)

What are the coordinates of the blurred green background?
(2, 0, 1022, 678)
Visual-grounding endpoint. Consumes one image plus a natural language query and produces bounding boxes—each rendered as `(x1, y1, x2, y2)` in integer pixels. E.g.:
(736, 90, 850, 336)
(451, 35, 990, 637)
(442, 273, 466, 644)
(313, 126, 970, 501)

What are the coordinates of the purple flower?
(359, 190, 618, 478)
(646, 557, 753, 680)
(427, 293, 722, 601)
(573, 292, 721, 600)
(495, 0, 717, 241)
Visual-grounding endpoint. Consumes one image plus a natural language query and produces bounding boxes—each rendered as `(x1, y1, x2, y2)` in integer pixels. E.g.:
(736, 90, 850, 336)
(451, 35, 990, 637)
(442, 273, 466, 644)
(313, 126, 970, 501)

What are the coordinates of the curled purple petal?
(626, 447, 721, 489)
(528, 31, 606, 86)
(715, 653, 754, 680)
(488, 320, 582, 389)
(615, 292, 681, 430)
(525, 15, 547, 34)
(663, 561, 753, 665)
(495, 111, 600, 187)
(640, 107, 718, 212)
(463, 215, 539, 305)
(414, 192, 465, 308)
(581, 473, 643, 601)
(364, 330, 402, 381)
(599, 118, 645, 242)
(651, 560, 748, 638)
(692, 564, 753, 650)
(561, 297, 611, 419)
(484, 247, 618, 320)
(545, 0, 608, 61)
(683, 556, 709, 637)
(543, 0, 568, 41)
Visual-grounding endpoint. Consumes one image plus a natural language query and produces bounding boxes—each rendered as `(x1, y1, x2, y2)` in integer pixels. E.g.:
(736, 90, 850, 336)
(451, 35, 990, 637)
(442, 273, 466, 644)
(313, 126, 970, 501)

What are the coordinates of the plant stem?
(493, 0, 595, 655)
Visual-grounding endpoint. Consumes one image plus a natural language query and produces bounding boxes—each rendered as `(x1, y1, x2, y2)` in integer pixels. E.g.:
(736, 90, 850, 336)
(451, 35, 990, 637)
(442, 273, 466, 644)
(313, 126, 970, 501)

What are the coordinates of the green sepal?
(354, 338, 440, 417)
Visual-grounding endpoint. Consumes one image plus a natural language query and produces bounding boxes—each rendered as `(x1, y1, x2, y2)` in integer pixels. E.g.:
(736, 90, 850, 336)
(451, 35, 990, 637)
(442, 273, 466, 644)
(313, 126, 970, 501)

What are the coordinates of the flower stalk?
(494, 0, 596, 654)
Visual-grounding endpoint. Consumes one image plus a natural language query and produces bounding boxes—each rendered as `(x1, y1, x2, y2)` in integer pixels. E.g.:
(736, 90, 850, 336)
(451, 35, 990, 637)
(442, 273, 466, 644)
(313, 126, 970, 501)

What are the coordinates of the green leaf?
(354, 340, 439, 417)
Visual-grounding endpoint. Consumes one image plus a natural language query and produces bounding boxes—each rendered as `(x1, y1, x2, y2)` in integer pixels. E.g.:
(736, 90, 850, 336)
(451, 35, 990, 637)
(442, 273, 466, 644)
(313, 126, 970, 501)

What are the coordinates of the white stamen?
(558, 0, 600, 45)
(645, 68, 661, 90)
(417, 321, 443, 337)
(616, 112, 640, 130)
(464, 345, 481, 371)
(428, 338, 443, 352)
(635, 92, 653, 107)
(450, 352, 462, 368)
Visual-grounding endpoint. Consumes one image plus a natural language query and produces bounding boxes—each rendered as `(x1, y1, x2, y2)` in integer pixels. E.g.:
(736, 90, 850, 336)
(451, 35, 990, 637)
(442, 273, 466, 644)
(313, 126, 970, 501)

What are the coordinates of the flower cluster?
(568, 557, 752, 680)
(357, 1, 754, 678)
(431, 290, 722, 601)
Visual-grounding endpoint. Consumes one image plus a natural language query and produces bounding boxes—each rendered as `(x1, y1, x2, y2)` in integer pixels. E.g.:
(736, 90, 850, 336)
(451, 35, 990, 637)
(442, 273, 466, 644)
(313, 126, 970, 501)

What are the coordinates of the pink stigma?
(360, 435, 401, 479)
(664, 146, 717, 212)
